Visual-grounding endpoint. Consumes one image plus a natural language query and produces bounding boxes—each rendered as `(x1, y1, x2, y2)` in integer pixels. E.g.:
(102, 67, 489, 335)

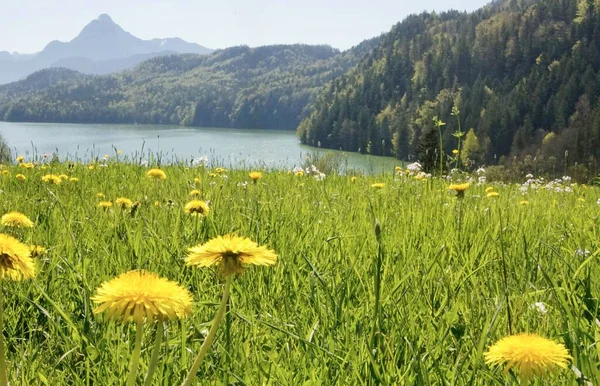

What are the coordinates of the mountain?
(0, 14, 213, 84)
(297, 0, 600, 170)
(0, 41, 379, 129)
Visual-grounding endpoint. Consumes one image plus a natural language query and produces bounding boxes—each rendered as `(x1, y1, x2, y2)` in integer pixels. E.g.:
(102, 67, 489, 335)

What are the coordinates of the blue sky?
(0, 0, 490, 53)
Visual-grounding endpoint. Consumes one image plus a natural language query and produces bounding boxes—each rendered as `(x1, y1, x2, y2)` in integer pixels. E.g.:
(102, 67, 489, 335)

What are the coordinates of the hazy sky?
(0, 0, 490, 54)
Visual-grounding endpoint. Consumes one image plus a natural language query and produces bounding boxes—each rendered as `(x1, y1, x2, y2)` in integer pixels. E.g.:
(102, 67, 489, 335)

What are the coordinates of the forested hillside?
(0, 42, 378, 129)
(298, 0, 600, 170)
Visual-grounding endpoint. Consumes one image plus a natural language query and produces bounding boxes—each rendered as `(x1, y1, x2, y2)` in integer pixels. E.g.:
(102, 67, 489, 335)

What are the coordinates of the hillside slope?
(0, 41, 379, 129)
(298, 0, 600, 168)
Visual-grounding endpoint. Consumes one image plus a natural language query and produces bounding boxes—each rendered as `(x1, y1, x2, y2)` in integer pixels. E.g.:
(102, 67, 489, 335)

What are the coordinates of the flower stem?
(181, 276, 232, 386)
(143, 321, 164, 386)
(126, 320, 144, 386)
(0, 283, 8, 386)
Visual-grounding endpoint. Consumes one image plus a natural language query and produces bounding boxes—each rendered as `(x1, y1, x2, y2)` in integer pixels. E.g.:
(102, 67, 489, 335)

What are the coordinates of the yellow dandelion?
(371, 183, 385, 189)
(448, 183, 469, 198)
(98, 201, 113, 209)
(41, 174, 62, 185)
(249, 171, 263, 182)
(184, 200, 210, 216)
(15, 174, 26, 181)
(452, 149, 459, 155)
(189, 189, 201, 197)
(1, 212, 34, 228)
(520, 200, 529, 205)
(0, 233, 36, 280)
(394, 166, 402, 173)
(96, 192, 105, 198)
(146, 168, 167, 180)
(153, 201, 160, 208)
(115, 198, 133, 209)
(1, 171, 9, 176)
(351, 176, 358, 182)
(117, 150, 122, 155)
(40, 165, 47, 170)
(485, 186, 495, 193)
(577, 197, 585, 202)
(295, 170, 304, 177)
(185, 234, 277, 277)
(208, 173, 217, 178)
(58, 174, 69, 180)
(29, 245, 46, 258)
(487, 191, 500, 198)
(484, 333, 571, 382)
(214, 167, 228, 174)
(22, 162, 34, 169)
(16, 156, 24, 163)
(88, 165, 95, 170)
(92, 270, 193, 323)
(193, 177, 201, 183)
(69, 177, 79, 182)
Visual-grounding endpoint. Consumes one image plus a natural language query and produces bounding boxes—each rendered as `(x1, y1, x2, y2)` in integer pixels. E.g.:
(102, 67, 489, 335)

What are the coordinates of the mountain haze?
(0, 14, 213, 84)
(0, 40, 379, 129)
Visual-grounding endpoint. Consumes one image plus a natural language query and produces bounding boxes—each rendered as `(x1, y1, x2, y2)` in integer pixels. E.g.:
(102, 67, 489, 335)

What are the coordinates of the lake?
(0, 122, 398, 174)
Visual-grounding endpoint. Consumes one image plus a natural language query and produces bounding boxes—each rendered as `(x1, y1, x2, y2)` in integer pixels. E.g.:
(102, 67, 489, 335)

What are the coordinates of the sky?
(0, 0, 491, 54)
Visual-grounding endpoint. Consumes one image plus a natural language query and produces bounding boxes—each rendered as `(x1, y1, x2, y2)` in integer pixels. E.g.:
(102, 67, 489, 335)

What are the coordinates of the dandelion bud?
(374, 218, 381, 240)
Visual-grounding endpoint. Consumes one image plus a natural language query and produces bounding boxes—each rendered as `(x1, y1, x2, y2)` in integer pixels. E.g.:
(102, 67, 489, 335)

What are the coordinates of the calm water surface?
(0, 122, 398, 173)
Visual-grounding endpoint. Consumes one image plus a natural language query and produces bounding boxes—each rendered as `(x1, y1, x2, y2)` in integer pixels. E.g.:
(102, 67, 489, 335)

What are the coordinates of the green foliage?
(0, 161, 597, 383)
(0, 42, 379, 130)
(461, 129, 480, 163)
(298, 0, 600, 168)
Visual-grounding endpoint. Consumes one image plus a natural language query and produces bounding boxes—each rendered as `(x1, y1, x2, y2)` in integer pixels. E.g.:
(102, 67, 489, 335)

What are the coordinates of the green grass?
(0, 161, 599, 385)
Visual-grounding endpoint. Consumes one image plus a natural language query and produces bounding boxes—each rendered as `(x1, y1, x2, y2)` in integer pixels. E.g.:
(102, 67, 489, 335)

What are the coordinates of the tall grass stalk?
(181, 276, 232, 386)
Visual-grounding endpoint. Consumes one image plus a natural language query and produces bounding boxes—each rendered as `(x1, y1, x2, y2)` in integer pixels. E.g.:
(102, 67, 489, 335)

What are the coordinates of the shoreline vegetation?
(0, 154, 597, 383)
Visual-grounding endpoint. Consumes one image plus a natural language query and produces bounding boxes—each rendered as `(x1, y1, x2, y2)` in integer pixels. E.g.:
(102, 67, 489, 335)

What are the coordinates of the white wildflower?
(531, 302, 547, 315)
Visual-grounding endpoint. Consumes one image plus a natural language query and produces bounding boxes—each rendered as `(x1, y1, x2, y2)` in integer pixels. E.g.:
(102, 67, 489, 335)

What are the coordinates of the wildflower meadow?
(0, 155, 599, 384)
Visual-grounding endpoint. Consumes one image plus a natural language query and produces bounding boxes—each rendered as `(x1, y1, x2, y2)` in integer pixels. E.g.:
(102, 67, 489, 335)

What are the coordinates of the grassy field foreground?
(0, 159, 599, 385)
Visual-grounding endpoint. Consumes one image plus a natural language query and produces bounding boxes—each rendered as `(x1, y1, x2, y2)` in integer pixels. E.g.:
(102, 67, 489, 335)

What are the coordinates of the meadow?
(0, 157, 599, 385)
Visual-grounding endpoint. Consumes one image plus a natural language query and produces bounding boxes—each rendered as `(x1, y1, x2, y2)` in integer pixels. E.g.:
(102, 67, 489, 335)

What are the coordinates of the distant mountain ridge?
(0, 14, 213, 84)
(0, 40, 380, 129)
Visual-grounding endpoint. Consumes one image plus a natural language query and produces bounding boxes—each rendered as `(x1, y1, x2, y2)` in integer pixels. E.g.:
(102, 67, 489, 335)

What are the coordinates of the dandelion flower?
(485, 187, 495, 193)
(15, 156, 24, 163)
(186, 234, 277, 277)
(395, 166, 402, 173)
(484, 333, 571, 382)
(371, 183, 385, 189)
(0, 233, 36, 280)
(96, 192, 105, 198)
(58, 174, 69, 180)
(1, 212, 34, 228)
(92, 270, 193, 323)
(193, 177, 201, 183)
(15, 174, 26, 181)
(98, 201, 113, 209)
(1, 171, 8, 176)
(184, 200, 210, 216)
(351, 176, 358, 182)
(29, 245, 46, 258)
(115, 198, 133, 209)
(452, 149, 459, 155)
(153, 201, 160, 208)
(520, 200, 529, 205)
(448, 183, 469, 198)
(88, 165, 95, 170)
(487, 191, 500, 198)
(41, 174, 62, 185)
(147, 168, 167, 180)
(117, 150, 122, 155)
(69, 177, 79, 182)
(248, 171, 263, 182)
(208, 173, 217, 178)
(189, 189, 201, 197)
